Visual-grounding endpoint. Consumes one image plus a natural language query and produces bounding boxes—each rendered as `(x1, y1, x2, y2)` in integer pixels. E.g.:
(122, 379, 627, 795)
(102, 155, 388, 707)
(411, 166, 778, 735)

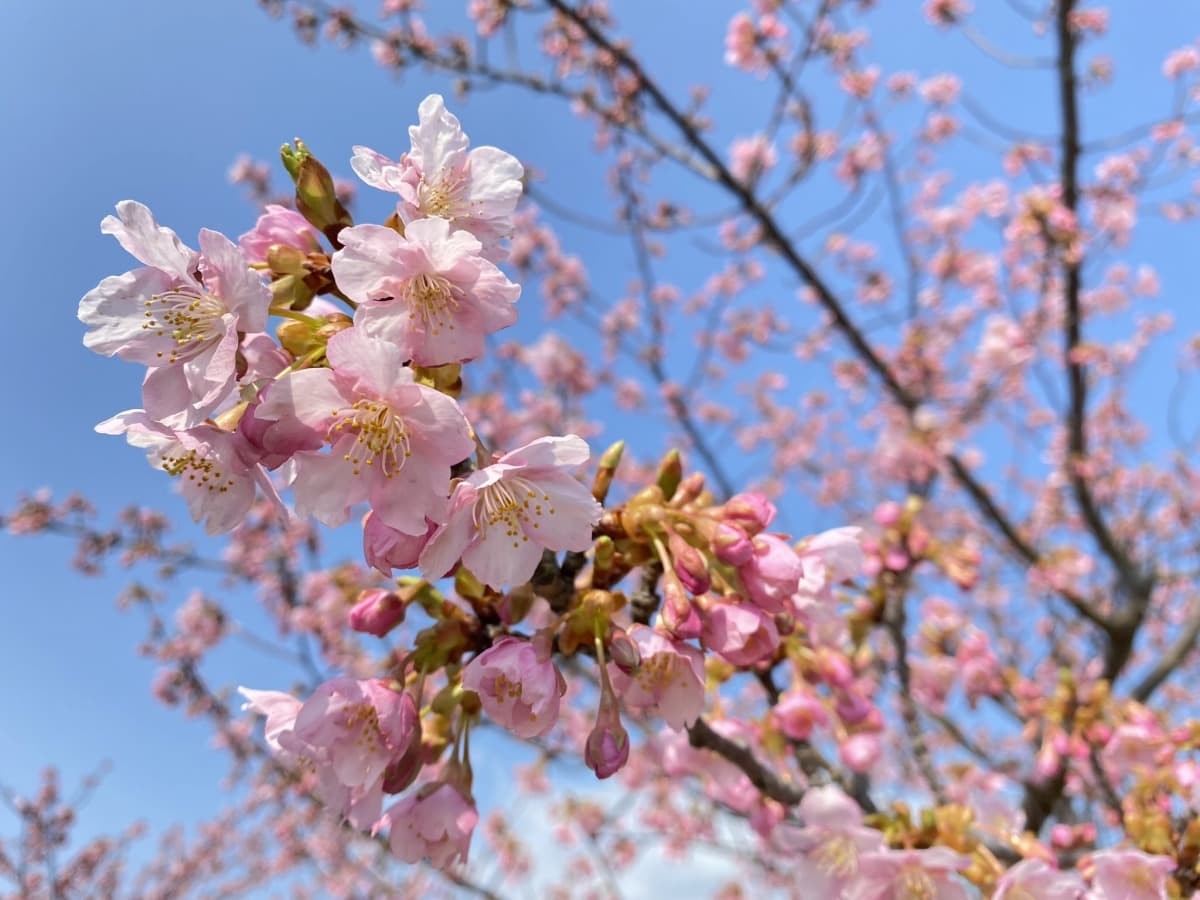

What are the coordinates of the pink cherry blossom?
(772, 688, 829, 741)
(79, 201, 270, 427)
(799, 526, 865, 595)
(738, 533, 803, 613)
(96, 410, 262, 535)
(461, 637, 566, 739)
(1088, 848, 1176, 899)
(238, 688, 301, 755)
(608, 625, 705, 730)
(847, 847, 971, 900)
(255, 327, 474, 534)
(332, 217, 519, 365)
(418, 435, 601, 589)
(245, 677, 419, 830)
(701, 599, 780, 667)
(238, 203, 322, 265)
(775, 786, 886, 896)
(348, 588, 406, 638)
(994, 859, 1084, 900)
(351, 93, 524, 260)
(380, 781, 478, 869)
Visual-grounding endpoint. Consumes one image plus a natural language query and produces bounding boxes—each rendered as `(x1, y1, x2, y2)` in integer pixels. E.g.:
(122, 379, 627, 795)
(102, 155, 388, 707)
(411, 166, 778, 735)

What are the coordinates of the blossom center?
(400, 272, 461, 335)
(812, 835, 859, 879)
(896, 866, 936, 900)
(420, 167, 470, 218)
(341, 701, 384, 753)
(473, 476, 555, 549)
(159, 445, 235, 494)
(328, 399, 412, 477)
(142, 287, 225, 363)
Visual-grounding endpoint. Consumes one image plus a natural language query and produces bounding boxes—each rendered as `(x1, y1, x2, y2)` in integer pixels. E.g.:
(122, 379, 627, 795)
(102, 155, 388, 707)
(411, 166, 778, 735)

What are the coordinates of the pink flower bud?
(608, 626, 642, 676)
(772, 690, 828, 741)
(839, 732, 881, 773)
(660, 580, 702, 640)
(722, 492, 777, 535)
(585, 692, 630, 780)
(669, 532, 711, 594)
(873, 500, 903, 526)
(349, 588, 406, 637)
(701, 599, 780, 667)
(712, 522, 753, 566)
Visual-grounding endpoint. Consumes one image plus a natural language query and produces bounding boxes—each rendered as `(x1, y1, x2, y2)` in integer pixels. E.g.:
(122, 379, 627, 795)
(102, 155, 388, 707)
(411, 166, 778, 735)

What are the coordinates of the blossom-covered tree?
(11, 0, 1200, 896)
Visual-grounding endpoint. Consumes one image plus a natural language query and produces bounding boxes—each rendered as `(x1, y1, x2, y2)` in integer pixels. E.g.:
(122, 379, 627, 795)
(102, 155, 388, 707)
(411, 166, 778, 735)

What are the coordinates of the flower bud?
(712, 522, 753, 566)
(585, 691, 630, 780)
(659, 579, 701, 640)
(348, 588, 406, 637)
(607, 626, 641, 676)
(722, 492, 776, 535)
(669, 532, 711, 594)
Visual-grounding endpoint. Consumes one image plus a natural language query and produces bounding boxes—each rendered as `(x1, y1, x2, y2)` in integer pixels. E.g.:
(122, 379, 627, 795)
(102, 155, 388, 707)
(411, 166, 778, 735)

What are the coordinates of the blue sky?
(3, 0, 1200, 890)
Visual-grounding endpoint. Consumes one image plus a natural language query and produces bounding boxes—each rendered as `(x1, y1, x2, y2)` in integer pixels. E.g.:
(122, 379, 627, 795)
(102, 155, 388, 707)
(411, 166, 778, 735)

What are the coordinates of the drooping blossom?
(380, 781, 478, 869)
(846, 847, 971, 900)
(79, 201, 270, 427)
(461, 637, 566, 739)
(238, 203, 323, 265)
(351, 93, 524, 260)
(242, 678, 419, 830)
(255, 327, 474, 534)
(1088, 848, 1176, 899)
(332, 217, 520, 365)
(608, 625, 705, 730)
(993, 859, 1084, 900)
(418, 435, 601, 589)
(774, 786, 886, 897)
(362, 510, 436, 576)
(348, 588, 406, 638)
(96, 410, 262, 535)
(701, 599, 780, 667)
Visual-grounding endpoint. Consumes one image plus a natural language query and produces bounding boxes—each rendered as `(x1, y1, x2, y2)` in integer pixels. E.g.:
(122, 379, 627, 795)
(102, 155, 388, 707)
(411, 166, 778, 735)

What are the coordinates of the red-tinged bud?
(607, 626, 641, 676)
(585, 689, 630, 780)
(814, 649, 855, 689)
(348, 588, 406, 637)
(712, 522, 753, 566)
(722, 492, 776, 535)
(382, 718, 424, 794)
(659, 579, 702, 640)
(669, 532, 711, 594)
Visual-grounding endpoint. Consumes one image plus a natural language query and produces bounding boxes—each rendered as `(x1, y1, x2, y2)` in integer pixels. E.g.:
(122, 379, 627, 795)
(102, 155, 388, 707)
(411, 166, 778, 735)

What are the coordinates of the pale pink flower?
(1164, 46, 1200, 79)
(278, 677, 418, 829)
(1089, 848, 1175, 899)
(80, 201, 270, 427)
(739, 533, 803, 613)
(351, 93, 524, 260)
(381, 781, 478, 869)
(96, 410, 262, 535)
(461, 637, 566, 739)
(256, 328, 474, 534)
(775, 786, 884, 896)
(729, 134, 778, 183)
(238, 688, 301, 755)
(994, 859, 1084, 899)
(238, 203, 322, 265)
(799, 526, 864, 595)
(608, 625, 705, 730)
(701, 599, 780, 667)
(847, 847, 970, 900)
(419, 435, 601, 589)
(333, 217, 520, 365)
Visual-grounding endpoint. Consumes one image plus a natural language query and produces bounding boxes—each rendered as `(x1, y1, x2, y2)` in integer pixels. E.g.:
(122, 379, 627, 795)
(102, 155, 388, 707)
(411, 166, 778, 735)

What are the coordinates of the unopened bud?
(671, 471, 707, 506)
(722, 492, 776, 535)
(585, 690, 629, 780)
(348, 588, 406, 637)
(712, 522, 753, 566)
(668, 531, 711, 594)
(607, 626, 641, 676)
(655, 449, 683, 500)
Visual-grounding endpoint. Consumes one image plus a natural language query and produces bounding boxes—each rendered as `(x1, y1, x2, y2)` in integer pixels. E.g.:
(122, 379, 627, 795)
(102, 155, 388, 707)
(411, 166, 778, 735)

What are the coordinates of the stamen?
(160, 447, 236, 494)
(472, 476, 556, 549)
(399, 272, 462, 335)
(142, 287, 225, 363)
(327, 399, 412, 477)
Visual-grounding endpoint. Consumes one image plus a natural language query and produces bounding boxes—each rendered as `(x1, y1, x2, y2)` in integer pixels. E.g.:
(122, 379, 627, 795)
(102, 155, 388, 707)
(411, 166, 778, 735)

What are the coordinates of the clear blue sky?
(2, 0, 1199, 888)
